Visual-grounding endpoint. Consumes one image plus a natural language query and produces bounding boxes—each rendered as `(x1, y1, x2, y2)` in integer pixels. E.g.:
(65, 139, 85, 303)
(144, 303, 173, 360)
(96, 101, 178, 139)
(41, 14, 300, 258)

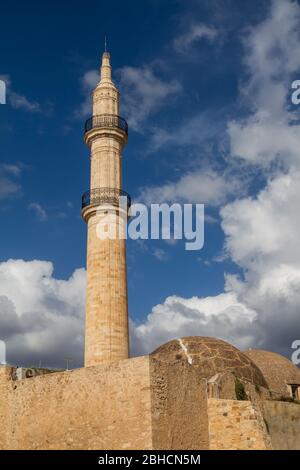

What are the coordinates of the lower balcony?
(81, 187, 131, 210)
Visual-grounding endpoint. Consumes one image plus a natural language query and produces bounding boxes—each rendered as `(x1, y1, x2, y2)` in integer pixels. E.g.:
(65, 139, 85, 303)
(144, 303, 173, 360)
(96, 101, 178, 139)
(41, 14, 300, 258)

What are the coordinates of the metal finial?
(104, 35, 107, 52)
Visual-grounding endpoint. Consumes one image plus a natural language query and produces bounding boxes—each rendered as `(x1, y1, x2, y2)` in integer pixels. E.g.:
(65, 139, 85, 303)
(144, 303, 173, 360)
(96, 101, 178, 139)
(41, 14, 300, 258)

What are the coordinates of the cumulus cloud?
(117, 65, 182, 131)
(219, 168, 300, 355)
(221, 173, 300, 268)
(228, 0, 300, 168)
(0, 260, 85, 368)
(131, 292, 257, 356)
(174, 23, 218, 54)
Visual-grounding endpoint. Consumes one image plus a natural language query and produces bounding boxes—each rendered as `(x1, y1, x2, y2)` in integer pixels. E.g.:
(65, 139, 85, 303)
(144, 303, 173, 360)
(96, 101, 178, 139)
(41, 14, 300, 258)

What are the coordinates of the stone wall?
(2, 357, 152, 450)
(150, 358, 209, 450)
(207, 398, 272, 450)
(0, 357, 211, 450)
(2, 360, 300, 450)
(262, 401, 300, 450)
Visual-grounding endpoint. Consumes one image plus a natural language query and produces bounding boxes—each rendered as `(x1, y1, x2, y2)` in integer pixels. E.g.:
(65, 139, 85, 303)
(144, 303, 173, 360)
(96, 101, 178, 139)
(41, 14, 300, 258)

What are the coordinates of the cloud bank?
(0, 260, 85, 368)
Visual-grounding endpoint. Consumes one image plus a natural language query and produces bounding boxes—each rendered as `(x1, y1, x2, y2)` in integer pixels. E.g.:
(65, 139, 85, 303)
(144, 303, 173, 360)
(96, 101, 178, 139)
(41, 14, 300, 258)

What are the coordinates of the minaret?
(82, 51, 130, 366)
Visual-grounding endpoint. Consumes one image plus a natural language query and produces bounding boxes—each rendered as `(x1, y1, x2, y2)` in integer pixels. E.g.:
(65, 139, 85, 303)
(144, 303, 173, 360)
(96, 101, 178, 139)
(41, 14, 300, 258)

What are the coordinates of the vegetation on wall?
(235, 379, 248, 401)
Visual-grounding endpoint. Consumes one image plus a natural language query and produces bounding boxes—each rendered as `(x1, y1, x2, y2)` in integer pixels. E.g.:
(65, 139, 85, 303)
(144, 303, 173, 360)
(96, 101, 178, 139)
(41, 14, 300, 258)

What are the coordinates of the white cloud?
(131, 292, 257, 356)
(174, 23, 218, 54)
(0, 75, 41, 113)
(221, 172, 300, 268)
(228, 114, 300, 167)
(228, 0, 300, 168)
(0, 178, 20, 200)
(0, 163, 22, 200)
(10, 91, 41, 112)
(117, 65, 181, 131)
(219, 168, 300, 355)
(2, 163, 23, 177)
(0, 259, 86, 368)
(28, 202, 47, 221)
(139, 168, 241, 207)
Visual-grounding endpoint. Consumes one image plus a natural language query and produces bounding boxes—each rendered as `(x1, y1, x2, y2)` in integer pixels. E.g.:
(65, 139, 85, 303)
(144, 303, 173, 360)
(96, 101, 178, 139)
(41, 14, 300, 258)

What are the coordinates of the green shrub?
(235, 379, 248, 401)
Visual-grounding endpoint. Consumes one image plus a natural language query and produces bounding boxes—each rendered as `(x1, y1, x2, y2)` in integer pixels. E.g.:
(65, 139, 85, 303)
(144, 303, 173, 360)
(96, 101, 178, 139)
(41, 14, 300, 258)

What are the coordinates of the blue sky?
(1, 0, 300, 367)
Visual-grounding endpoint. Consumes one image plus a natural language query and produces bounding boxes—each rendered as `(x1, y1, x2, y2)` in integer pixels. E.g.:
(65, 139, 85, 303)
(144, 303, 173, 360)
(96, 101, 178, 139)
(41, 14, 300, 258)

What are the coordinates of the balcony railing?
(84, 114, 128, 135)
(82, 188, 131, 210)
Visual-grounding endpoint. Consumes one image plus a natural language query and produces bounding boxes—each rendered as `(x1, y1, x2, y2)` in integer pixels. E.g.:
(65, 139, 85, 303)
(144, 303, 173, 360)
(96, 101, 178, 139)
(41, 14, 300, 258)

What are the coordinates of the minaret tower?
(81, 50, 130, 367)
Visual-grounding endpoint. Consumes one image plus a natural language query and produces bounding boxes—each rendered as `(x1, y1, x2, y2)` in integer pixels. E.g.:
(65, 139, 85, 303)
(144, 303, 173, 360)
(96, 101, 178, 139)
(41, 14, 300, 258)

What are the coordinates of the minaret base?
(84, 213, 129, 367)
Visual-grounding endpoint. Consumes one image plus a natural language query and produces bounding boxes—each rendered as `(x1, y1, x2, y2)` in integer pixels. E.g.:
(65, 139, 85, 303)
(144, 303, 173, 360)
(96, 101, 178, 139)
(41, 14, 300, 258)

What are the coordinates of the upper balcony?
(84, 114, 128, 136)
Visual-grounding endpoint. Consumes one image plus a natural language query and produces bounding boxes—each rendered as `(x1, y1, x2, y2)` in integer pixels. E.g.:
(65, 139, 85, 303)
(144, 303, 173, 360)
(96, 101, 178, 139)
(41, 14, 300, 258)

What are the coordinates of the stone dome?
(151, 336, 268, 388)
(245, 349, 300, 397)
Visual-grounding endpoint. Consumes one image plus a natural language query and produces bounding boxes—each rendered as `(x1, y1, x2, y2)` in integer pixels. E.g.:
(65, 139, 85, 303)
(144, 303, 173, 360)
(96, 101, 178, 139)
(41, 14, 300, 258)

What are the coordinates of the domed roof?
(245, 349, 300, 396)
(151, 336, 267, 388)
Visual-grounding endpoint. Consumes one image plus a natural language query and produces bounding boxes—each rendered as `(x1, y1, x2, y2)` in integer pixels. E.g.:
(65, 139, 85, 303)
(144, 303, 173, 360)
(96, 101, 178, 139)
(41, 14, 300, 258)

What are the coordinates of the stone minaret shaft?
(82, 52, 129, 366)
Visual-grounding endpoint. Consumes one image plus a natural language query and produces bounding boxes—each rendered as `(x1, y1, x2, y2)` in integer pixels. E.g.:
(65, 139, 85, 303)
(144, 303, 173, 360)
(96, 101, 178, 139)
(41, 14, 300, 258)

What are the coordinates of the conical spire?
(93, 46, 119, 116)
(100, 51, 112, 83)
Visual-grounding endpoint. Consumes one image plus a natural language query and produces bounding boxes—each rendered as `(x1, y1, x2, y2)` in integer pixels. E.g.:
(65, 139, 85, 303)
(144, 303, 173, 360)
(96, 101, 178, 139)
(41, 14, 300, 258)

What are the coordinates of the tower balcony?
(84, 114, 128, 136)
(81, 187, 131, 221)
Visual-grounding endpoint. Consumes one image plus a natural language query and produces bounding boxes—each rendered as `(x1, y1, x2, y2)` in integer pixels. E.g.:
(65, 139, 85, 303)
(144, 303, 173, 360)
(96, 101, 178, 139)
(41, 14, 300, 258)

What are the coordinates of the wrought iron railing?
(84, 114, 128, 135)
(82, 188, 131, 210)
